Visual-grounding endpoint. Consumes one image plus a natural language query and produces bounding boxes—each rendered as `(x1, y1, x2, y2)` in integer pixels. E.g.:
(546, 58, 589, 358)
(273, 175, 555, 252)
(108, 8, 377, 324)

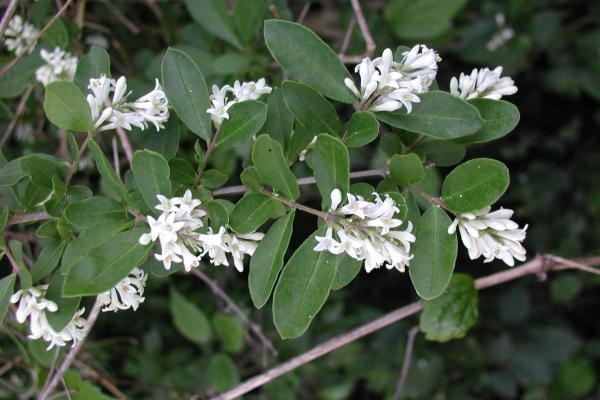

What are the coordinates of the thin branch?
(191, 269, 277, 358)
(6, 211, 49, 226)
(408, 185, 453, 214)
(72, 359, 127, 400)
(115, 128, 133, 167)
(349, 0, 376, 57)
(105, 0, 140, 34)
(338, 16, 356, 57)
(0, 0, 74, 79)
(38, 299, 103, 400)
(392, 326, 419, 400)
(213, 254, 600, 399)
(296, 2, 310, 24)
(0, 0, 19, 41)
(0, 85, 33, 148)
(111, 136, 120, 178)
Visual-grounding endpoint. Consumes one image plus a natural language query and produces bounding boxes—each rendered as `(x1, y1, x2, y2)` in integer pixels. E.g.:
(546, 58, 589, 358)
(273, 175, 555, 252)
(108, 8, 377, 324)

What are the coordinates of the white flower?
(10, 286, 87, 350)
(98, 268, 147, 312)
(87, 75, 170, 132)
(448, 206, 527, 266)
(345, 45, 440, 113)
(486, 13, 515, 52)
(207, 78, 271, 128)
(450, 67, 517, 100)
(3, 15, 39, 56)
(35, 47, 78, 86)
(314, 189, 416, 273)
(139, 190, 264, 272)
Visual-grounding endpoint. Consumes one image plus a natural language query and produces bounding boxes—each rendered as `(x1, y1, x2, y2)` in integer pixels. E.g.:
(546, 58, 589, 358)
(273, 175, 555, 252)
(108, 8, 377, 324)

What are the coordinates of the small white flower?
(35, 47, 78, 86)
(3, 15, 39, 56)
(207, 78, 271, 128)
(450, 67, 517, 100)
(98, 267, 147, 312)
(448, 206, 527, 266)
(231, 78, 272, 101)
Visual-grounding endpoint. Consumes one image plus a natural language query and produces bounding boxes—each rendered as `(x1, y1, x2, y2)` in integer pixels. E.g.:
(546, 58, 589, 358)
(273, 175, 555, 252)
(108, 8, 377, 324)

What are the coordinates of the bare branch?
(296, 2, 311, 24)
(105, 0, 140, 34)
(338, 16, 356, 57)
(6, 211, 50, 226)
(349, 0, 376, 57)
(115, 128, 133, 167)
(392, 326, 419, 400)
(0, 0, 19, 41)
(0, 85, 34, 148)
(111, 136, 121, 178)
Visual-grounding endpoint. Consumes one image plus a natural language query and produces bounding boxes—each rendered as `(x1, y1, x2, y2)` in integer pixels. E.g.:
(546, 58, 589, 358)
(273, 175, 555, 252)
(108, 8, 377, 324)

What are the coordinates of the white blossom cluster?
(87, 75, 169, 132)
(448, 206, 527, 266)
(35, 47, 78, 86)
(207, 78, 272, 128)
(314, 189, 416, 273)
(486, 13, 515, 51)
(344, 45, 440, 113)
(2, 15, 39, 56)
(98, 267, 148, 312)
(450, 66, 517, 100)
(139, 190, 264, 272)
(10, 285, 87, 350)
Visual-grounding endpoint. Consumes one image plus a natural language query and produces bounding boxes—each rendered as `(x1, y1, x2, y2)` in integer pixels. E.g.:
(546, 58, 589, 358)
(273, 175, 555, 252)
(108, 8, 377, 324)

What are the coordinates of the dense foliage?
(0, 0, 599, 399)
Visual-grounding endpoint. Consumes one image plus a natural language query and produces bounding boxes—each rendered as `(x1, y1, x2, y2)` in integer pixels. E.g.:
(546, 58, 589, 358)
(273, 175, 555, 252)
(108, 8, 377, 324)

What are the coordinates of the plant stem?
(407, 185, 453, 213)
(261, 189, 332, 222)
(0, 0, 19, 41)
(350, 0, 376, 56)
(392, 326, 420, 400)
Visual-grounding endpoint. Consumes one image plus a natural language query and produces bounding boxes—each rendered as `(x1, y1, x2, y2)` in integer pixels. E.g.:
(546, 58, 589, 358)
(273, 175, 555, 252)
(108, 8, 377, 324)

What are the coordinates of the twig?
(38, 299, 103, 400)
(213, 168, 387, 197)
(0, 85, 33, 148)
(72, 359, 127, 399)
(0, 0, 74, 79)
(296, 2, 311, 24)
(0, 0, 19, 41)
(340, 54, 365, 64)
(115, 128, 133, 167)
(104, 0, 140, 34)
(111, 136, 120, 178)
(349, 0, 376, 56)
(191, 269, 277, 358)
(338, 16, 356, 57)
(213, 254, 600, 399)
(543, 255, 600, 276)
(392, 326, 419, 400)
(6, 211, 49, 226)
(407, 185, 453, 213)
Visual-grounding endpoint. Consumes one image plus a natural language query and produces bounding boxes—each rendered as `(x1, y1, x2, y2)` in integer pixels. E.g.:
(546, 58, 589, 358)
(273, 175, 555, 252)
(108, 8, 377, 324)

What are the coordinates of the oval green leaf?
(282, 81, 342, 135)
(132, 149, 171, 211)
(170, 287, 212, 345)
(228, 192, 275, 234)
(389, 153, 425, 186)
(252, 135, 300, 200)
(313, 134, 349, 208)
(345, 111, 380, 147)
(216, 100, 267, 150)
(43, 81, 93, 132)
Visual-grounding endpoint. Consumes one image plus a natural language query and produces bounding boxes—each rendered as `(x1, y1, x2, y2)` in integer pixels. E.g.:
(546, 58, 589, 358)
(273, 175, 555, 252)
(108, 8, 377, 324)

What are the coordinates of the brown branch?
(349, 0, 376, 57)
(6, 211, 50, 226)
(0, 85, 33, 148)
(191, 269, 277, 358)
(0, 0, 19, 42)
(0, 0, 74, 79)
(105, 0, 140, 34)
(72, 359, 127, 400)
(338, 16, 356, 57)
(296, 2, 310, 24)
(213, 254, 600, 399)
(38, 299, 103, 400)
(111, 136, 121, 178)
(408, 185, 453, 213)
(392, 326, 419, 400)
(115, 128, 133, 167)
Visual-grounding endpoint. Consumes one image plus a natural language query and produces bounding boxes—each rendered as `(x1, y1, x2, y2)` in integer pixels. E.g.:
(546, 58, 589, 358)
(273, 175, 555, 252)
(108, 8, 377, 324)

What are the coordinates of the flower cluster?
(486, 13, 515, 52)
(344, 45, 440, 113)
(98, 267, 148, 312)
(3, 15, 39, 56)
(449, 66, 517, 100)
(139, 190, 264, 272)
(314, 189, 416, 273)
(10, 286, 87, 350)
(207, 78, 272, 128)
(87, 75, 169, 132)
(35, 47, 78, 86)
(448, 207, 527, 266)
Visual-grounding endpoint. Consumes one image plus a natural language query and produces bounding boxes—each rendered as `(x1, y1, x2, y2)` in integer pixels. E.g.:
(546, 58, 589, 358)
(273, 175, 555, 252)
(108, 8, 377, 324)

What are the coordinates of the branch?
(0, 0, 19, 41)
(38, 299, 103, 400)
(349, 0, 376, 57)
(6, 211, 50, 226)
(115, 128, 133, 167)
(0, 85, 34, 148)
(392, 326, 419, 400)
(213, 254, 600, 399)
(191, 269, 277, 358)
(0, 0, 74, 79)
(338, 16, 356, 57)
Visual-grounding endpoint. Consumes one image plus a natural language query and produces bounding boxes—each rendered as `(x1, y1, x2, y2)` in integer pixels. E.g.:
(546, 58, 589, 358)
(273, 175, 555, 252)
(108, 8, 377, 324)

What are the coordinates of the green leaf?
(331, 255, 362, 291)
(41, 18, 68, 48)
(263, 87, 293, 146)
(375, 91, 483, 140)
(145, 116, 180, 160)
(455, 99, 520, 144)
(282, 81, 342, 135)
(213, 314, 245, 353)
(185, 0, 242, 48)
(252, 135, 300, 199)
(20, 155, 68, 189)
(345, 111, 380, 148)
(273, 228, 340, 339)
(312, 134, 349, 208)
(209, 353, 240, 392)
(286, 123, 315, 162)
(31, 239, 66, 282)
(161, 48, 211, 141)
(45, 273, 81, 331)
(64, 196, 128, 231)
(9, 240, 31, 289)
(0, 52, 42, 99)
(202, 169, 229, 189)
(233, 0, 270, 45)
(216, 100, 267, 150)
(73, 47, 111, 91)
(264, 20, 355, 103)
(417, 139, 465, 167)
(170, 288, 212, 344)
(0, 274, 15, 325)
(385, 0, 467, 39)
(204, 200, 230, 230)
(63, 228, 150, 297)
(389, 153, 425, 186)
(88, 139, 129, 202)
(441, 158, 510, 213)
(409, 207, 457, 300)
(0, 158, 26, 186)
(43, 81, 93, 132)
(249, 211, 295, 308)
(228, 193, 275, 234)
(419, 273, 478, 342)
(132, 150, 171, 211)
(240, 166, 263, 192)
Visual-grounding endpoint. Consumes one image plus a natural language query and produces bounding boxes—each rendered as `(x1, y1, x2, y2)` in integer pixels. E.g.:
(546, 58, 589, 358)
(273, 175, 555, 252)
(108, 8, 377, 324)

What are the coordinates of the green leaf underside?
(249, 211, 295, 308)
(409, 207, 457, 300)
